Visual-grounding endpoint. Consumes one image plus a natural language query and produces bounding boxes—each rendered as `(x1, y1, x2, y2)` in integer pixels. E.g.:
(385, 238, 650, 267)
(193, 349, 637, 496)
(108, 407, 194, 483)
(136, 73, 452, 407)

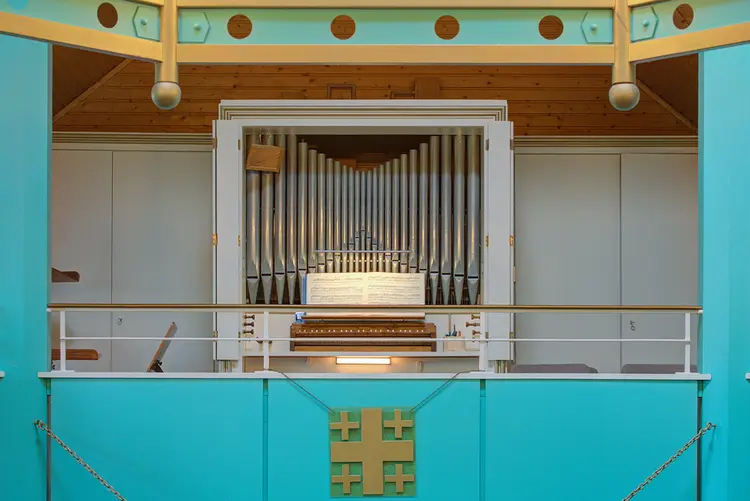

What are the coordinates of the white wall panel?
(620, 153, 698, 368)
(514, 154, 621, 373)
(111, 151, 213, 372)
(50, 150, 113, 372)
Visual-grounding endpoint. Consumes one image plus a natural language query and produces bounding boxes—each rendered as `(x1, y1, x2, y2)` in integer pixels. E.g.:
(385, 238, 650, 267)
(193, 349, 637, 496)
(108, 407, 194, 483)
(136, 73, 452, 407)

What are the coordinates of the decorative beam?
(635, 78, 697, 133)
(53, 59, 133, 123)
(1, 0, 749, 111)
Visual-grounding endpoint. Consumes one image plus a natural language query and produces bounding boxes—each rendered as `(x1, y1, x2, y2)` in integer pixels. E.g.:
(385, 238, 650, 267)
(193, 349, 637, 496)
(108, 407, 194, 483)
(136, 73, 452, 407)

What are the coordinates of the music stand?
(147, 322, 178, 373)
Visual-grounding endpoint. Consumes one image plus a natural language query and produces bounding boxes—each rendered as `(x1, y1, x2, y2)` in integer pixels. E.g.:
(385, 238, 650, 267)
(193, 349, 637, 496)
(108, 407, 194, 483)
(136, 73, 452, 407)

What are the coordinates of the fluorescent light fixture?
(336, 356, 391, 366)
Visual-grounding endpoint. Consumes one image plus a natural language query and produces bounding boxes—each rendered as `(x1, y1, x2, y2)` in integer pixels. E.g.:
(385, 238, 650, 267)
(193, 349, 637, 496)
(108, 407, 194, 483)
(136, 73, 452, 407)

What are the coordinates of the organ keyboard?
(290, 321, 436, 352)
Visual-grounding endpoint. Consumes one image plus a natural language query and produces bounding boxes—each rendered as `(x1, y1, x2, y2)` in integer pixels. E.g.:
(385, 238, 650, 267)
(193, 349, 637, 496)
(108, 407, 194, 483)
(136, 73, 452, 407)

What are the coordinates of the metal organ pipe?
(392, 158, 400, 273)
(418, 143, 428, 288)
(243, 133, 483, 306)
(467, 134, 480, 305)
(453, 133, 466, 304)
(440, 134, 452, 304)
(317, 152, 326, 273)
(308, 150, 318, 275)
(399, 154, 408, 273)
(295, 140, 306, 301)
(342, 164, 349, 273)
(366, 169, 374, 271)
(428, 136, 439, 305)
(377, 164, 385, 272)
(246, 133, 261, 305)
(409, 149, 418, 275)
(334, 160, 342, 273)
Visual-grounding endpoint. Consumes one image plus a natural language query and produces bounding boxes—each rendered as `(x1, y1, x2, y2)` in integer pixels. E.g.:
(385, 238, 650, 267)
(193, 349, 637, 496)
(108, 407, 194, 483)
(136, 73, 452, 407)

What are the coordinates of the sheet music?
(306, 272, 425, 305)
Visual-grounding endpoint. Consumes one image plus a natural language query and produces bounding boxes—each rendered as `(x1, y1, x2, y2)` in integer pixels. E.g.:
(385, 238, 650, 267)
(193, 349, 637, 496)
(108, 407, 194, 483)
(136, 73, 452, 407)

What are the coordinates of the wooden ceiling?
(52, 46, 698, 136)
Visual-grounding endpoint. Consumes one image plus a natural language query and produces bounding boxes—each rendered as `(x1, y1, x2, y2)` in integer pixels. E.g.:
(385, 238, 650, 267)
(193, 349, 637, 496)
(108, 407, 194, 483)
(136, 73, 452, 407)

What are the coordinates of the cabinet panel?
(51, 150, 113, 372)
(620, 153, 698, 368)
(111, 151, 213, 372)
(514, 154, 621, 373)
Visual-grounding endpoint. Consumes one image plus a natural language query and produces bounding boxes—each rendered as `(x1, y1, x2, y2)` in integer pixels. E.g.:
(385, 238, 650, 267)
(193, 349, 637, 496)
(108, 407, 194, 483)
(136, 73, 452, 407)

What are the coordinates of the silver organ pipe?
(409, 149, 418, 275)
(244, 134, 482, 305)
(392, 158, 400, 273)
(377, 164, 385, 272)
(399, 154, 408, 273)
(317, 152, 326, 273)
(453, 133, 466, 304)
(366, 169, 374, 271)
(428, 137, 439, 305)
(354, 170, 361, 271)
(418, 144, 428, 289)
(325, 158, 334, 273)
(334, 160, 342, 273)
(307, 150, 318, 275)
(384, 161, 392, 272)
(342, 164, 349, 273)
(467, 134, 481, 305)
(295, 140, 306, 301)
(440, 134, 452, 304)
(275, 135, 288, 304)
(246, 133, 261, 304)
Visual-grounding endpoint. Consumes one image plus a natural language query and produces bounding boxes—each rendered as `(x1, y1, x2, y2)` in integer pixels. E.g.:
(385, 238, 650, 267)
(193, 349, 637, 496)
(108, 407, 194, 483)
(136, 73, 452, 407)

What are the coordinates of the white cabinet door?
(484, 122, 514, 362)
(111, 151, 213, 372)
(51, 150, 113, 372)
(620, 153, 698, 368)
(514, 153, 622, 373)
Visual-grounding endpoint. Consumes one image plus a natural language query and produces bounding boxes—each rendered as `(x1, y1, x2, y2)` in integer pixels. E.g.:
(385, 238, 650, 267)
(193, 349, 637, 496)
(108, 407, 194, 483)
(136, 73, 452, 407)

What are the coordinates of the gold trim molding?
(52, 132, 698, 149)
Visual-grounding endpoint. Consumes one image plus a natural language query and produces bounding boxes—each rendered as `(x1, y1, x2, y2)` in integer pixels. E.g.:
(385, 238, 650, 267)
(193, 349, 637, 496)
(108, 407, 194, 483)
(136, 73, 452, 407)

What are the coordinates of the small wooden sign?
(246, 144, 284, 173)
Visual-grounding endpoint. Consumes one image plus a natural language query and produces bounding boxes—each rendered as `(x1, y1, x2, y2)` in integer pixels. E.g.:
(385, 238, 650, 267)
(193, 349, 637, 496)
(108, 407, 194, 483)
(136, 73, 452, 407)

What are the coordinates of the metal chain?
(621, 422, 715, 501)
(34, 420, 127, 501)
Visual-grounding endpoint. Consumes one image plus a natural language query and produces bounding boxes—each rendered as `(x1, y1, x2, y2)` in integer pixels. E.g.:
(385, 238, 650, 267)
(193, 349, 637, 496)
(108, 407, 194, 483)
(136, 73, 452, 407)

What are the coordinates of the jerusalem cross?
(329, 408, 416, 497)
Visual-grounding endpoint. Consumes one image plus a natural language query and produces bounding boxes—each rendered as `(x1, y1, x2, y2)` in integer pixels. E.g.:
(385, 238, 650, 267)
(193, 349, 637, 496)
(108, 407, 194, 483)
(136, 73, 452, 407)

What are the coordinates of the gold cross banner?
(330, 408, 416, 497)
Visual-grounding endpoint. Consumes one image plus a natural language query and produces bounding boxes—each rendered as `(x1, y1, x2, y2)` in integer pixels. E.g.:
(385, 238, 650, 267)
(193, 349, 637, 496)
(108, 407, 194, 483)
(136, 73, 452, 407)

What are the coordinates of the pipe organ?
(243, 133, 483, 306)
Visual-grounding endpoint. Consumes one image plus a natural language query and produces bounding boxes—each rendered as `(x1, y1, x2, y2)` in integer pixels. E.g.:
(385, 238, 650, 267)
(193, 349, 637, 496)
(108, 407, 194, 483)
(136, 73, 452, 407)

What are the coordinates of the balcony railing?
(47, 304, 702, 375)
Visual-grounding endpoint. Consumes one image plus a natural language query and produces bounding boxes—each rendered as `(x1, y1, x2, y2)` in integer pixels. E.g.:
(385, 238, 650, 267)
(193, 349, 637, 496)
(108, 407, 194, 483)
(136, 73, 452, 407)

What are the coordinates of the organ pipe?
(400, 154, 408, 273)
(246, 133, 261, 304)
(392, 158, 400, 273)
(384, 161, 392, 271)
(418, 143, 428, 288)
(428, 136, 439, 305)
(243, 134, 484, 306)
(440, 135, 452, 304)
(453, 133, 466, 304)
(409, 149, 418, 274)
(317, 153, 326, 273)
(377, 164, 385, 272)
(308, 150, 318, 275)
(334, 160, 342, 273)
(342, 163, 349, 272)
(296, 140, 306, 301)
(467, 134, 481, 305)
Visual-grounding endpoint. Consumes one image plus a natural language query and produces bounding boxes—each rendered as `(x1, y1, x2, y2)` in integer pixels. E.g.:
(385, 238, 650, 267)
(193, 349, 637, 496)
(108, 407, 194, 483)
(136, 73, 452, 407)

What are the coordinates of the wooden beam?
(54, 59, 132, 123)
(636, 78, 697, 133)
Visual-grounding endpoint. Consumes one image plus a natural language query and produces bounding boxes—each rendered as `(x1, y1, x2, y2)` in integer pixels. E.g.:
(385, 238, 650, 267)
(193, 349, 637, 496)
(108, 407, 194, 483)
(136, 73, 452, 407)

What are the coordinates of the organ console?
(290, 320, 437, 352)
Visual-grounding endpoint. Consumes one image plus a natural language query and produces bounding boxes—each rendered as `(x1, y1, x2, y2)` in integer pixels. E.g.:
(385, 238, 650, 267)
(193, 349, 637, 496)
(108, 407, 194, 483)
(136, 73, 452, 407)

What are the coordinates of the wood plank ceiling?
(52, 46, 698, 137)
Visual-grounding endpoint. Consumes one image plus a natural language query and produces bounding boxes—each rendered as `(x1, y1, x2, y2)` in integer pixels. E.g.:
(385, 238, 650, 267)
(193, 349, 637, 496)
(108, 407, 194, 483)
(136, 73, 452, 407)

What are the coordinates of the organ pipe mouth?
(336, 356, 392, 366)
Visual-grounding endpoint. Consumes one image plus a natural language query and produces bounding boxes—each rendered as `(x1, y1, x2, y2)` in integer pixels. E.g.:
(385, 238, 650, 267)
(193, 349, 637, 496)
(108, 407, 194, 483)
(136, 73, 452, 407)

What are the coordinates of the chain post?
(621, 422, 715, 501)
(34, 420, 127, 501)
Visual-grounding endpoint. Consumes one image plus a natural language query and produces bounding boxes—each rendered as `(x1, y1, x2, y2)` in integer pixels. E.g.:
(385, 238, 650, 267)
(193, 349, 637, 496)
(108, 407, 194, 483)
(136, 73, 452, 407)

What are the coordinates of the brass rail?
(48, 304, 702, 313)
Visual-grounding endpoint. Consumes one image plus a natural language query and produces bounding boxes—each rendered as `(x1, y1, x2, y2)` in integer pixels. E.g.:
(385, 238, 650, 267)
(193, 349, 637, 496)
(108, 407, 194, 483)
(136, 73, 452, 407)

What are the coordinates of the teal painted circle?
(8, 0, 29, 10)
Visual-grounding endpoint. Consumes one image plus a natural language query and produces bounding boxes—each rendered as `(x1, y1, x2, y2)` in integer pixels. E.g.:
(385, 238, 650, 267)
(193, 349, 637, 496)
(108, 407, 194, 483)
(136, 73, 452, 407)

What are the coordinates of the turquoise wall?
(0, 35, 50, 501)
(49, 379, 698, 501)
(699, 43, 750, 501)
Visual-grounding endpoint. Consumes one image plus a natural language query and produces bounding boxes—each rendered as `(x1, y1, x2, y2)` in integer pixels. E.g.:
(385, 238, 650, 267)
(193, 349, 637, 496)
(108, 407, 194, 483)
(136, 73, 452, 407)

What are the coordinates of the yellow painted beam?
(177, 44, 614, 65)
(135, 0, 165, 5)
(177, 0, 613, 7)
(630, 23, 750, 62)
(0, 12, 162, 62)
(628, 0, 663, 6)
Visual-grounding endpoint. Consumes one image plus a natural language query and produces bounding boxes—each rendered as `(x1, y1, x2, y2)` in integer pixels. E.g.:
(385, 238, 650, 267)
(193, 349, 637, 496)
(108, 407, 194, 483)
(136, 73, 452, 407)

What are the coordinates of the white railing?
(47, 304, 702, 374)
